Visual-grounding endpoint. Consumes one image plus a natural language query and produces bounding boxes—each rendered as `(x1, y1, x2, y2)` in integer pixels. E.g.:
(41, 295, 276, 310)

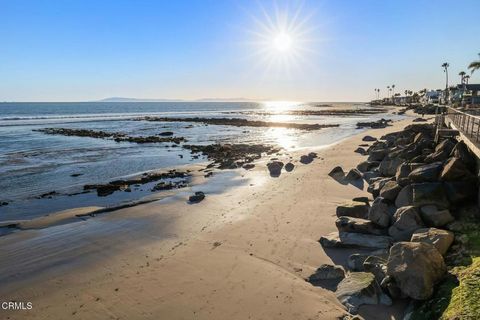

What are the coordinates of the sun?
(243, 2, 322, 75)
(273, 33, 292, 52)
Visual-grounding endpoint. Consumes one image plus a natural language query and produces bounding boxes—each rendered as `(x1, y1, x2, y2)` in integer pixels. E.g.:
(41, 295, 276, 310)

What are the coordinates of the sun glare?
(242, 3, 323, 77)
(273, 33, 292, 52)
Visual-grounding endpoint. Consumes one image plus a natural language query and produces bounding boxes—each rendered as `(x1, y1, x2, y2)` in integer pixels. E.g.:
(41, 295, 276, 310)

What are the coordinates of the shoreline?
(0, 114, 418, 319)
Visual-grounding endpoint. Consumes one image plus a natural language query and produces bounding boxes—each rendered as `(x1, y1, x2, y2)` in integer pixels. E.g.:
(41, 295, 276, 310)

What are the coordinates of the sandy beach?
(0, 115, 419, 320)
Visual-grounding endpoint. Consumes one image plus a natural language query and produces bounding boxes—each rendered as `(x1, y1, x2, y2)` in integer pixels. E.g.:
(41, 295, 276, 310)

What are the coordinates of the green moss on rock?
(441, 257, 480, 319)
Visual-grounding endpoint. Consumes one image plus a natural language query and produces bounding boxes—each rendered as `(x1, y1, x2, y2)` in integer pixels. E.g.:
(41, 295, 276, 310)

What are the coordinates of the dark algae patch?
(140, 117, 339, 130)
(184, 143, 281, 169)
(35, 128, 186, 144)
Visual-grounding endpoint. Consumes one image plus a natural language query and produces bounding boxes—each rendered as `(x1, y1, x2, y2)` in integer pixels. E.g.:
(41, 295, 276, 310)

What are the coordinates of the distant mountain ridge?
(98, 97, 263, 102)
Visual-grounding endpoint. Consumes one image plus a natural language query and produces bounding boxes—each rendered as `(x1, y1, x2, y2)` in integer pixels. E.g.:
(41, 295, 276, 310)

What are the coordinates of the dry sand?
(0, 116, 419, 320)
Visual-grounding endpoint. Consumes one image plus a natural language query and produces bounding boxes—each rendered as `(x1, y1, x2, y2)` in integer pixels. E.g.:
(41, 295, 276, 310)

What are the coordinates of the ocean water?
(0, 101, 402, 221)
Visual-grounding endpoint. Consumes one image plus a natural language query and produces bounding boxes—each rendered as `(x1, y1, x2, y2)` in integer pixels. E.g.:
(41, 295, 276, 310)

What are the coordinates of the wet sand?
(0, 115, 417, 320)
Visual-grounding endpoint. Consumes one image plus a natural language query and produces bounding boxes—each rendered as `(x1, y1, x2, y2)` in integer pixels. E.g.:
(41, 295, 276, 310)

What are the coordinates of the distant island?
(98, 97, 264, 103)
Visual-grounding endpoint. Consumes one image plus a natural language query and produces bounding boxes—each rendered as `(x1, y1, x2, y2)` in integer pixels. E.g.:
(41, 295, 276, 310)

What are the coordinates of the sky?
(1, 0, 479, 102)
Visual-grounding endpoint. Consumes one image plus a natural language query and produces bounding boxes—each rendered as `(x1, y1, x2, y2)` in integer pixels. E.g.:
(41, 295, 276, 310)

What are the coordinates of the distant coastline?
(96, 97, 266, 103)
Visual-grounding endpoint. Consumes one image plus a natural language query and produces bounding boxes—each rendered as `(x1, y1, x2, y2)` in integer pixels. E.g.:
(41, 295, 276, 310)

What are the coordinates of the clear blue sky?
(1, 0, 479, 102)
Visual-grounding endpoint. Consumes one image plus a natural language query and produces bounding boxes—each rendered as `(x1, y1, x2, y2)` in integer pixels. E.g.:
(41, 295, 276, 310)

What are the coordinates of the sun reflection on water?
(260, 101, 303, 150)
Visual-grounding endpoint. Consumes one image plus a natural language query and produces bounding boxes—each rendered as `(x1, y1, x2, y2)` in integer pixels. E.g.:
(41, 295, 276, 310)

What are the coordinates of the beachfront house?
(450, 84, 480, 106)
(421, 90, 441, 104)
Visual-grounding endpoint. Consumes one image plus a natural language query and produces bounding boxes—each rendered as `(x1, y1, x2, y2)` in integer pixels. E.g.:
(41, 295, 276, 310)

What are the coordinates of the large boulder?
(388, 206, 424, 241)
(345, 168, 363, 181)
(363, 135, 377, 142)
(368, 177, 393, 198)
(267, 161, 284, 177)
(451, 140, 476, 170)
(386, 242, 446, 300)
(395, 184, 413, 207)
(410, 228, 454, 256)
(336, 216, 387, 236)
(319, 232, 393, 249)
(329, 166, 345, 180)
(368, 197, 392, 228)
(412, 182, 449, 208)
(424, 139, 456, 163)
(336, 201, 370, 219)
(440, 157, 473, 181)
(335, 272, 391, 313)
(379, 180, 402, 201)
(444, 178, 478, 204)
(379, 157, 404, 177)
(396, 163, 423, 186)
(419, 205, 454, 227)
(408, 162, 443, 183)
(357, 160, 380, 173)
(368, 149, 388, 162)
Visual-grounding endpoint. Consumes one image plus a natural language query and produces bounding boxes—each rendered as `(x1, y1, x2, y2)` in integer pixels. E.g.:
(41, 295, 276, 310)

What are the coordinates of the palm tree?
(442, 63, 449, 88)
(464, 75, 470, 84)
(392, 84, 396, 97)
(459, 71, 466, 84)
(442, 62, 449, 101)
(468, 53, 480, 74)
(387, 86, 390, 99)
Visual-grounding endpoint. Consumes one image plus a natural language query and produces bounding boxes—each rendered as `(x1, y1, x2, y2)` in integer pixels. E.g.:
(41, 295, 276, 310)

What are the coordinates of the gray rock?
(319, 232, 393, 249)
(386, 242, 446, 300)
(395, 184, 413, 208)
(329, 166, 345, 180)
(335, 272, 391, 314)
(411, 228, 454, 256)
(355, 147, 367, 155)
(362, 135, 377, 142)
(308, 264, 345, 281)
(439, 157, 472, 181)
(363, 171, 381, 184)
(444, 178, 477, 204)
(345, 168, 363, 181)
(336, 201, 370, 219)
(388, 206, 424, 241)
(379, 180, 402, 201)
(408, 162, 443, 183)
(189, 191, 205, 203)
(347, 250, 389, 271)
(284, 162, 295, 172)
(357, 160, 379, 173)
(412, 182, 449, 208)
(267, 161, 284, 177)
(424, 139, 456, 163)
(368, 149, 388, 162)
(451, 141, 476, 170)
(368, 177, 393, 198)
(336, 216, 387, 236)
(363, 255, 387, 284)
(379, 157, 404, 177)
(395, 163, 423, 186)
(419, 205, 454, 227)
(368, 197, 392, 228)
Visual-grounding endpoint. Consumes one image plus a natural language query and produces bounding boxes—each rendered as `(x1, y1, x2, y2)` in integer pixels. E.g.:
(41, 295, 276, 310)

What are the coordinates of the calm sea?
(0, 101, 401, 221)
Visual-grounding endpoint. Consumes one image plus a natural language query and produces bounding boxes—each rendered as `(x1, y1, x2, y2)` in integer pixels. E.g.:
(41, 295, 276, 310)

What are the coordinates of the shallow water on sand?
(0, 101, 402, 220)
